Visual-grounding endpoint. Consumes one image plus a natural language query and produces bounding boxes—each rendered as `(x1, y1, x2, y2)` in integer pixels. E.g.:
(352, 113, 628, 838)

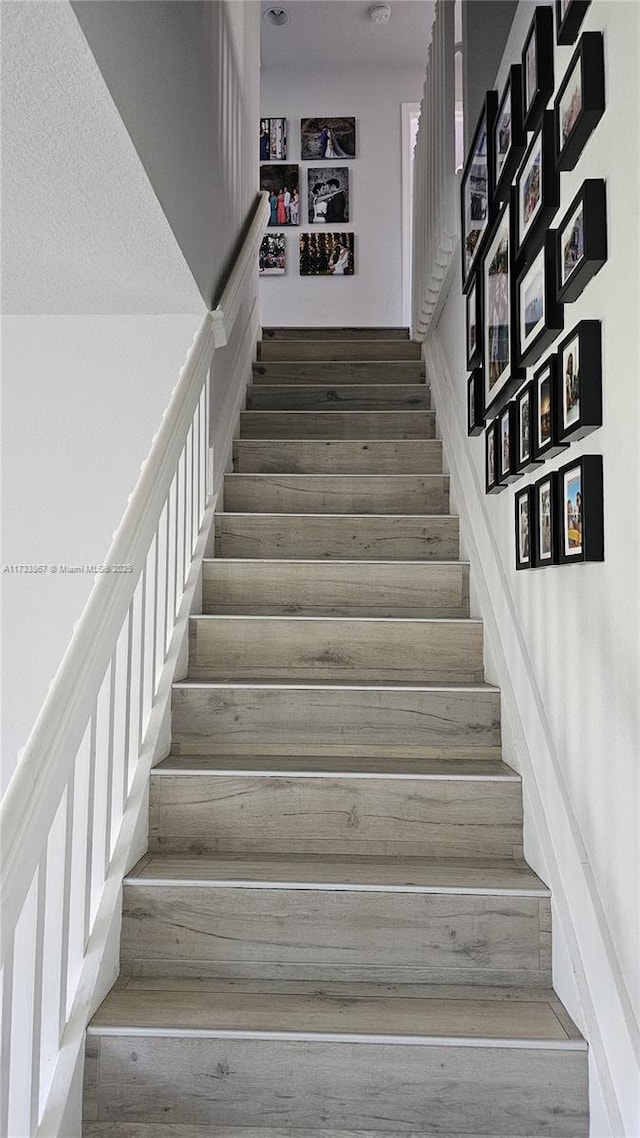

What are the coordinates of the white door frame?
(401, 102, 421, 330)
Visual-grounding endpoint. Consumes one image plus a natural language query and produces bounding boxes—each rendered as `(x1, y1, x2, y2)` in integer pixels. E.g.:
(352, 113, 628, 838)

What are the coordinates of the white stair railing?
(411, 0, 457, 340)
(0, 191, 270, 1138)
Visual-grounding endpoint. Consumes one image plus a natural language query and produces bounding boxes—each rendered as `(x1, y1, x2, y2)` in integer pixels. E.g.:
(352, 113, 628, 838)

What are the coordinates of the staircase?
(83, 330, 588, 1137)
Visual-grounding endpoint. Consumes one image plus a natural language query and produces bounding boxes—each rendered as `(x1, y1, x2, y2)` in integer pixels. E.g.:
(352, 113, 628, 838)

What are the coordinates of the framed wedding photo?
(515, 486, 535, 570)
(301, 117, 356, 160)
(514, 112, 560, 263)
(482, 196, 521, 416)
(557, 321, 602, 442)
(466, 274, 483, 369)
(515, 381, 542, 473)
(516, 232, 564, 367)
(461, 92, 498, 293)
(555, 33, 605, 171)
(493, 65, 526, 206)
(260, 117, 287, 161)
(533, 471, 558, 566)
(307, 167, 350, 224)
(259, 233, 286, 276)
(299, 232, 355, 276)
(499, 402, 519, 484)
(485, 419, 506, 494)
(555, 0, 591, 46)
(557, 454, 603, 563)
(468, 369, 485, 436)
(556, 179, 607, 303)
(522, 6, 555, 133)
(533, 354, 568, 460)
(261, 165, 300, 226)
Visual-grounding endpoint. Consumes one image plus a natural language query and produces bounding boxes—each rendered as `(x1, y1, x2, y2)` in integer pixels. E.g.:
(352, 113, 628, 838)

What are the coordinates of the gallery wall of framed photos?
(463, 0, 610, 570)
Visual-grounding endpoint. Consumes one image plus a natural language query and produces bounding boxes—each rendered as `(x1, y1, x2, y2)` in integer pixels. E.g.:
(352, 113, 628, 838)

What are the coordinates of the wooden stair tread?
(153, 755, 516, 778)
(173, 679, 499, 690)
(89, 980, 582, 1044)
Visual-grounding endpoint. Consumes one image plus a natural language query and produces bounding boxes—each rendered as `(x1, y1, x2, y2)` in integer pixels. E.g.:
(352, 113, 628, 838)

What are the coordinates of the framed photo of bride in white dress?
(299, 232, 354, 276)
(307, 167, 350, 224)
(300, 118, 356, 160)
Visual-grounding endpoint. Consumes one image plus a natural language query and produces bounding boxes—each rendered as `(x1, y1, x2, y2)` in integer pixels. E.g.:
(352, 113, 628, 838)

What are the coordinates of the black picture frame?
(555, 0, 591, 46)
(482, 193, 523, 417)
(555, 33, 605, 171)
(516, 231, 564, 367)
(485, 419, 507, 494)
(466, 273, 483, 369)
(514, 111, 560, 264)
(468, 369, 485, 436)
(515, 381, 542, 473)
(515, 485, 536, 569)
(557, 321, 602, 442)
(557, 454, 603, 563)
(533, 470, 559, 566)
(556, 179, 607, 303)
(498, 401, 520, 484)
(522, 6, 555, 134)
(461, 91, 499, 293)
(533, 354, 568, 460)
(494, 65, 527, 206)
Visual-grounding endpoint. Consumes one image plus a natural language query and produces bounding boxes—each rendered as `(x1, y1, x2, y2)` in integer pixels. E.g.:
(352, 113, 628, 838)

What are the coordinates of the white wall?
(259, 65, 426, 328)
(426, 2, 639, 1133)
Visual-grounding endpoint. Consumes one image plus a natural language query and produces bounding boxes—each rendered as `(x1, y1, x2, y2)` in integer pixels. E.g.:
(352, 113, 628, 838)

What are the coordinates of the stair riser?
(171, 686, 501, 758)
(202, 560, 470, 618)
(233, 440, 443, 475)
(214, 515, 459, 561)
(252, 360, 422, 383)
(258, 341, 421, 361)
(149, 774, 522, 859)
(223, 475, 449, 516)
(85, 1035, 586, 1135)
(121, 885, 550, 984)
(262, 326, 411, 339)
(246, 386, 431, 411)
(239, 411, 435, 439)
(188, 617, 484, 684)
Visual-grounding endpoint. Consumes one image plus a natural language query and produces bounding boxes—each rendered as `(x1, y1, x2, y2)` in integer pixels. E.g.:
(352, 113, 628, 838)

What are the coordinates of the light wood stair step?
(119, 855, 551, 985)
(171, 681, 501, 758)
(246, 384, 431, 411)
(202, 558, 469, 617)
(233, 438, 443, 474)
(187, 614, 483, 684)
(252, 359, 423, 383)
(214, 513, 459, 560)
(223, 473, 449, 515)
(149, 756, 522, 859)
(239, 410, 435, 438)
(257, 339, 421, 361)
(262, 325, 411, 339)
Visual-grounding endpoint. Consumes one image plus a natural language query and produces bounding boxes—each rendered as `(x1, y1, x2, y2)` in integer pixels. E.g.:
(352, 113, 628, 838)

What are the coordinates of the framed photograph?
(482, 195, 522, 416)
(555, 33, 605, 171)
(260, 117, 287, 161)
(516, 232, 564, 367)
(461, 92, 498, 293)
(514, 111, 560, 262)
(485, 419, 506, 494)
(301, 117, 356, 160)
(533, 354, 568, 460)
(494, 65, 526, 205)
(468, 369, 485, 436)
(466, 273, 483, 369)
(557, 321, 602, 442)
(515, 486, 536, 570)
(299, 232, 354, 276)
(557, 454, 604, 563)
(533, 472, 558, 566)
(259, 233, 286, 275)
(261, 165, 300, 226)
(556, 179, 607, 303)
(499, 402, 520, 483)
(522, 6, 555, 133)
(515, 381, 542, 473)
(307, 167, 349, 224)
(555, 0, 591, 46)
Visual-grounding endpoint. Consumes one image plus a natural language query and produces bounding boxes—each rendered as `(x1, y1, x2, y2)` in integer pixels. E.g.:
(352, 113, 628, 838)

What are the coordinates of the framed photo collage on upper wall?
(462, 0, 607, 568)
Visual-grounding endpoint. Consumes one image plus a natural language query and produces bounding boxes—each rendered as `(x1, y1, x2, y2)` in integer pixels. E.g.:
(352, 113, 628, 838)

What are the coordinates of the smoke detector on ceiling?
(369, 3, 392, 22)
(264, 7, 290, 26)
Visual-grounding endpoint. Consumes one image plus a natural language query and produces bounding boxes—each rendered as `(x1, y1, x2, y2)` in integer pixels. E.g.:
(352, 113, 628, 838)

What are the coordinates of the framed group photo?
(555, 32, 605, 171)
(259, 233, 286, 275)
(261, 165, 300, 226)
(461, 92, 498, 293)
(482, 196, 521, 415)
(556, 179, 607, 303)
(557, 454, 604, 563)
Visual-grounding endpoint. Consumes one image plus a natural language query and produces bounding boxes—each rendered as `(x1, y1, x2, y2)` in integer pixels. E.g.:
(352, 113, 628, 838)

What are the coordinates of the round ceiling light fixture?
(263, 6, 290, 26)
(369, 3, 392, 22)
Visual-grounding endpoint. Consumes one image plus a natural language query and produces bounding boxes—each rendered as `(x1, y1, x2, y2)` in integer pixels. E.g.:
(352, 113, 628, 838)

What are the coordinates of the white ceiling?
(261, 0, 436, 72)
